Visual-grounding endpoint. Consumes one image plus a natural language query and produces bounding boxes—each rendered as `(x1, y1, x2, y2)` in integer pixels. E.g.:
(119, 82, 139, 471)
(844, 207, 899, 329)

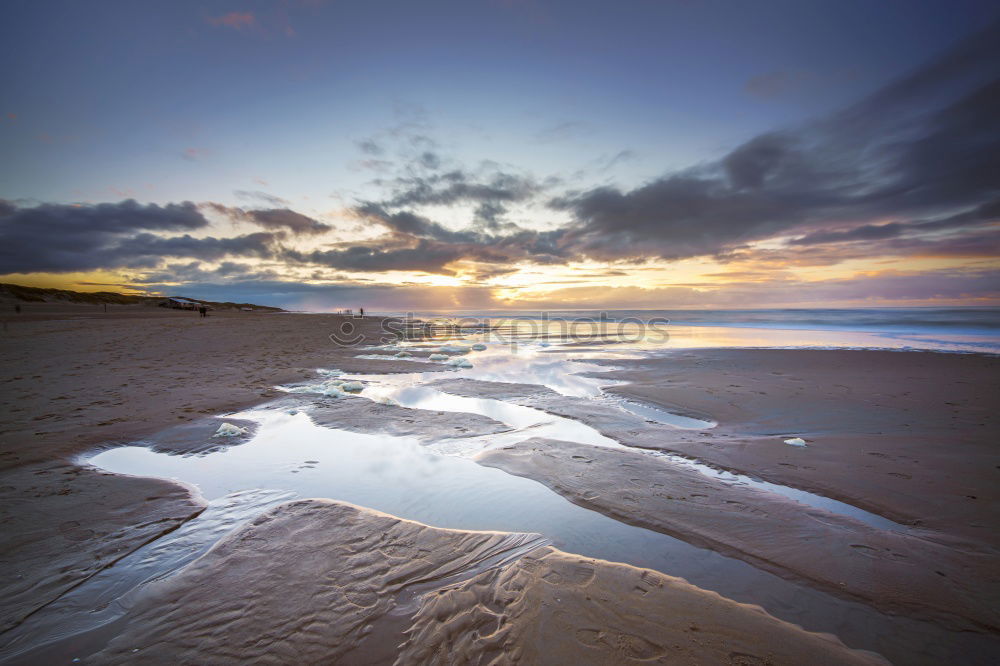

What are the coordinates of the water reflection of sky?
(73, 329, 967, 665)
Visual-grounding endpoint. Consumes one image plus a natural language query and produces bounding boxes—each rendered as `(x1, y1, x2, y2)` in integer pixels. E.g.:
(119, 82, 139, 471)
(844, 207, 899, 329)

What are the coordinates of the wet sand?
(0, 462, 204, 634)
(479, 437, 998, 632)
(588, 349, 1000, 546)
(0, 306, 431, 647)
(1, 306, 997, 663)
(92, 500, 883, 666)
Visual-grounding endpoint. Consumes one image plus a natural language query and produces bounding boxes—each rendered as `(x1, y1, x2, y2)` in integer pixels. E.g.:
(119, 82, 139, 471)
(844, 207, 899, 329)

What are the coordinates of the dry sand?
(0, 304, 429, 467)
(92, 500, 884, 666)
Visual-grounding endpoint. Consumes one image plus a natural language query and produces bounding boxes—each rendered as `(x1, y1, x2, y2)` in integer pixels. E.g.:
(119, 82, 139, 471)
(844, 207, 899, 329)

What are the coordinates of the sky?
(1, 0, 998, 311)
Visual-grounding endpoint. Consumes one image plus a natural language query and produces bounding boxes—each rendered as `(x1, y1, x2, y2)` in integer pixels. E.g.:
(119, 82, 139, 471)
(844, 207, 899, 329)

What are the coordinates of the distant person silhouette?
(359, 307, 364, 318)
(199, 306, 207, 318)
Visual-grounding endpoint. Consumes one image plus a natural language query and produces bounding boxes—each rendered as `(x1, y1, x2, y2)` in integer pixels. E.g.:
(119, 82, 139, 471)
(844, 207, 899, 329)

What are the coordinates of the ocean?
(375, 307, 1000, 353)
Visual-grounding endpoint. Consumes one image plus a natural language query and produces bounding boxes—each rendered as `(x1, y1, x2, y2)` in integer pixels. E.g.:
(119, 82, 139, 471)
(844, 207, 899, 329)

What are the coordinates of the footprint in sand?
(575, 629, 665, 660)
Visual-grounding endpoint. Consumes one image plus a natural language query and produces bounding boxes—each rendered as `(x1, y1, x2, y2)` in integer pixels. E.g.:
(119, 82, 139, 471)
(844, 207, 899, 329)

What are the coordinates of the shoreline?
(1, 307, 998, 663)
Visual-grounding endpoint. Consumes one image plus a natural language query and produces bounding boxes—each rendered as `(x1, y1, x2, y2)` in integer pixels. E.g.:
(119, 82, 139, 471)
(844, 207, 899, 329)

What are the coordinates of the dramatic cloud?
(303, 22, 999, 277)
(0, 200, 280, 273)
(552, 23, 1000, 262)
(113, 232, 280, 266)
(2, 24, 997, 292)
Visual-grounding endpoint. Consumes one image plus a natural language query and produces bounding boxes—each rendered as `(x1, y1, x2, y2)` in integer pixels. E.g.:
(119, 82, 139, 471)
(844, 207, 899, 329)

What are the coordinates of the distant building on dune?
(161, 297, 203, 311)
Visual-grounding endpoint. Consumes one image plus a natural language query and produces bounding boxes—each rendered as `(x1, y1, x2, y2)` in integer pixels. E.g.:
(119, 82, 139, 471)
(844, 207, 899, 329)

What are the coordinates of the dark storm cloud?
(112, 232, 280, 268)
(552, 22, 1000, 261)
(0, 199, 230, 273)
(206, 203, 332, 235)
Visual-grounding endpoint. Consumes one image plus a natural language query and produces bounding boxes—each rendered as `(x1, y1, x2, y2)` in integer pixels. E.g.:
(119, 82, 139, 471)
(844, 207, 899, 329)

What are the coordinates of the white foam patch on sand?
(213, 423, 248, 437)
(784, 437, 807, 447)
(279, 378, 348, 398)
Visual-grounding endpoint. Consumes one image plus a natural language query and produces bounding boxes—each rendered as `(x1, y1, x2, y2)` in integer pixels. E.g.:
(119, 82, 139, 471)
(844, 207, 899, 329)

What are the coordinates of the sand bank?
(479, 437, 998, 632)
(0, 462, 203, 635)
(0, 308, 436, 652)
(584, 349, 1000, 546)
(91, 500, 883, 665)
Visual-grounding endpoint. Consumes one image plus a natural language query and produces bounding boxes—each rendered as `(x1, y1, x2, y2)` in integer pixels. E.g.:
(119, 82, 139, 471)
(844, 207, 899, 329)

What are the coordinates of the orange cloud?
(206, 12, 256, 30)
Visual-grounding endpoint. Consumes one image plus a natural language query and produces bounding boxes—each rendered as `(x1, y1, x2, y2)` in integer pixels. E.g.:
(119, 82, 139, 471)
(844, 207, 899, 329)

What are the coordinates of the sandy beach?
(5, 2, 999, 662)
(0, 304, 997, 664)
